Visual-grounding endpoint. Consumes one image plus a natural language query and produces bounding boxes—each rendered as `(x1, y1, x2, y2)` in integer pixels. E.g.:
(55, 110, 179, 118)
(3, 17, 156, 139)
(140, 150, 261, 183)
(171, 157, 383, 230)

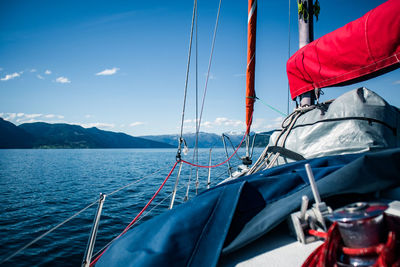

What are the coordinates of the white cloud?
(85, 114, 93, 118)
(45, 70, 52, 75)
(250, 116, 284, 133)
(393, 80, 400, 85)
(1, 72, 21, 81)
(95, 67, 119, 76)
(56, 76, 71, 83)
(37, 74, 44, 80)
(180, 116, 284, 134)
(184, 119, 200, 124)
(30, 69, 37, 73)
(1, 113, 65, 125)
(129, 122, 144, 127)
(25, 113, 43, 119)
(204, 73, 216, 80)
(81, 122, 115, 129)
(213, 117, 244, 127)
(4, 113, 17, 121)
(181, 117, 246, 133)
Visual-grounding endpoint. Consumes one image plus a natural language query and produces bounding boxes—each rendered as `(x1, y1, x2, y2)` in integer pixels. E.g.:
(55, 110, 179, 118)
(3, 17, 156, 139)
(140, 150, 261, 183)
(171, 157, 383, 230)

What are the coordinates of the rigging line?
(182, 111, 253, 169)
(222, 134, 243, 160)
(249, 96, 287, 116)
(181, 126, 247, 168)
(90, 160, 179, 266)
(287, 0, 291, 115)
(194, 0, 200, 194)
(197, 0, 222, 136)
(184, 4, 199, 200)
(107, 167, 166, 197)
(178, 0, 197, 151)
(0, 200, 98, 265)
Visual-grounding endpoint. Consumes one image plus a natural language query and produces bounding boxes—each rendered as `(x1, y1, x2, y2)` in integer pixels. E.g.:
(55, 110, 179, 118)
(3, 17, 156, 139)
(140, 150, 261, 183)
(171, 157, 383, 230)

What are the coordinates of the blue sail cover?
(96, 149, 400, 266)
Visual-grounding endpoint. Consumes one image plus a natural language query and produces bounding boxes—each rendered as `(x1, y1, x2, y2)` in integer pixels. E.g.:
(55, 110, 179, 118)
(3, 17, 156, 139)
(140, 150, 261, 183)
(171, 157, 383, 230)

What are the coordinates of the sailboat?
(91, 0, 400, 266)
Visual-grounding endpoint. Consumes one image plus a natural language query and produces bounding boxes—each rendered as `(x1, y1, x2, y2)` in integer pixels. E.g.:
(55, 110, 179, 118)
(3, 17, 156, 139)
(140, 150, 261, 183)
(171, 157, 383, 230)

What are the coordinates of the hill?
(18, 122, 174, 148)
(0, 118, 35, 148)
(0, 119, 173, 149)
(0, 117, 274, 149)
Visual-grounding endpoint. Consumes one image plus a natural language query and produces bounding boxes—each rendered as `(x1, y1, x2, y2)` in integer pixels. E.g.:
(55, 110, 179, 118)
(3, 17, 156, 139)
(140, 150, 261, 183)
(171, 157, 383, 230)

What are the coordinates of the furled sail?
(245, 0, 257, 134)
(287, 0, 400, 100)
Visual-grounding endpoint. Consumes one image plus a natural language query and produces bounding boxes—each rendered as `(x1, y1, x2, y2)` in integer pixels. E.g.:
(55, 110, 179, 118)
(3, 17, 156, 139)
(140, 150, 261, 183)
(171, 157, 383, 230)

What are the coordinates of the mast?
(245, 0, 257, 135)
(297, 0, 315, 106)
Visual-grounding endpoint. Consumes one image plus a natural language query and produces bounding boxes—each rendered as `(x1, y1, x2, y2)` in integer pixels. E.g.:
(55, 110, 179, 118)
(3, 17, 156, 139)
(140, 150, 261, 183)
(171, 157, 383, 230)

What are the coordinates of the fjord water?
(0, 148, 254, 266)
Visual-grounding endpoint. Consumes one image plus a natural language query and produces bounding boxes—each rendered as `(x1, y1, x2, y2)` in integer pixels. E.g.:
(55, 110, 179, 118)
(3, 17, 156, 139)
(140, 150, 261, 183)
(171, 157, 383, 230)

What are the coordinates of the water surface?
(0, 148, 256, 266)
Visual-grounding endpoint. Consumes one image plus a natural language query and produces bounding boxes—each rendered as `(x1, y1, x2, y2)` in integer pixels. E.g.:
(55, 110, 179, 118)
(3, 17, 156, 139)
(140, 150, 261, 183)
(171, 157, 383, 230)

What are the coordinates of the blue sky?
(1, 0, 399, 136)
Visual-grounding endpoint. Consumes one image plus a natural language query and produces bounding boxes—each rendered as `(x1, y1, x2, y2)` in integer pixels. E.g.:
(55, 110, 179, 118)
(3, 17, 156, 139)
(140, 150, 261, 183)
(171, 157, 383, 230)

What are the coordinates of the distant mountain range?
(0, 118, 173, 149)
(142, 131, 273, 148)
(0, 117, 273, 149)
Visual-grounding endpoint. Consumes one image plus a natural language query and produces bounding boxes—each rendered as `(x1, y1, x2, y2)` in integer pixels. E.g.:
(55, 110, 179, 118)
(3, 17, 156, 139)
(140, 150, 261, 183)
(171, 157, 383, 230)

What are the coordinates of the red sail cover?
(246, 0, 257, 134)
(287, 0, 400, 100)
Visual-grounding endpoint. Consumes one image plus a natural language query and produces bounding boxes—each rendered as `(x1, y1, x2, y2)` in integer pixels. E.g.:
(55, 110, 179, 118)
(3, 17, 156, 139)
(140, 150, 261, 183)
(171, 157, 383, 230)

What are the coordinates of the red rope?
(90, 161, 179, 266)
(308, 229, 328, 239)
(90, 122, 252, 265)
(342, 244, 384, 256)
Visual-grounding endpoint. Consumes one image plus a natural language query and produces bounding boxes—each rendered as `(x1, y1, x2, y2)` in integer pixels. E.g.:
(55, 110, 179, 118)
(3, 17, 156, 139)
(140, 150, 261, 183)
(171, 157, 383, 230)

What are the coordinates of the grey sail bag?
(268, 87, 400, 165)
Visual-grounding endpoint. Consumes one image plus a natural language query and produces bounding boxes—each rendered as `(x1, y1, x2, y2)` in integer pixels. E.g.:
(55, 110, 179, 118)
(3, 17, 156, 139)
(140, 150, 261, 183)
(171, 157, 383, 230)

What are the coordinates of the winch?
(326, 202, 388, 266)
(290, 164, 400, 267)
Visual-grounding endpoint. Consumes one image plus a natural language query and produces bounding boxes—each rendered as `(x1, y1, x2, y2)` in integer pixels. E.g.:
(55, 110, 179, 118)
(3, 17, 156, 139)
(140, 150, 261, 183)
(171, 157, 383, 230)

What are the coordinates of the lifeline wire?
(0, 200, 98, 265)
(0, 166, 168, 265)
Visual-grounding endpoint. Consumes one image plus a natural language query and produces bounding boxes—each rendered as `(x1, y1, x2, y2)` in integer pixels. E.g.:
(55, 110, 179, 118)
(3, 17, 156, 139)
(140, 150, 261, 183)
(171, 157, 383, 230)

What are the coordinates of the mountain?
(0, 118, 35, 148)
(18, 122, 174, 148)
(0, 117, 274, 149)
(142, 132, 223, 148)
(0, 119, 174, 149)
(141, 131, 273, 149)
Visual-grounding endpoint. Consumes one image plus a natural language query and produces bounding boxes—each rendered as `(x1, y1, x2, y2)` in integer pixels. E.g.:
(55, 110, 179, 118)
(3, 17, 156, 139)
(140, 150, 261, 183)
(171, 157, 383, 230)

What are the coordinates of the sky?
(1, 0, 399, 136)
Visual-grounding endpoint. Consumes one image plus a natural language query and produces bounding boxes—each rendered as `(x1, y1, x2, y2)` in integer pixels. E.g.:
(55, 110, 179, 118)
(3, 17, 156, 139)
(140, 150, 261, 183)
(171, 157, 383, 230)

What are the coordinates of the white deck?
(219, 225, 323, 267)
